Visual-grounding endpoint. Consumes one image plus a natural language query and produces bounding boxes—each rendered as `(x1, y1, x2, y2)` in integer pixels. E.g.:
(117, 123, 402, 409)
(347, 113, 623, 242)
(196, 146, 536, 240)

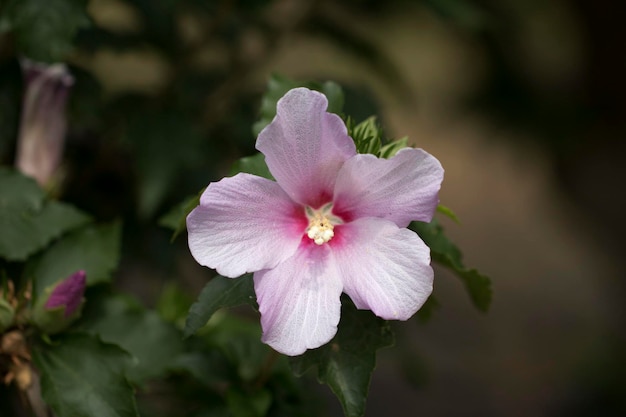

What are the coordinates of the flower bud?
(15, 59, 74, 188)
(0, 298, 15, 333)
(32, 270, 86, 334)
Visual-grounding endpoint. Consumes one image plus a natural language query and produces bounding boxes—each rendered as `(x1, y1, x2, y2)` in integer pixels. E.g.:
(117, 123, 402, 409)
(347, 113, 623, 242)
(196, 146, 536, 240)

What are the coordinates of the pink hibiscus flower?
(187, 87, 444, 356)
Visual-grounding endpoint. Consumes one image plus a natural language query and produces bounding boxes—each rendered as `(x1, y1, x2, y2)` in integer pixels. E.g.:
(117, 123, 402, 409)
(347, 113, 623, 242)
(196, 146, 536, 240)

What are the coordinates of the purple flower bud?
(15, 59, 74, 188)
(44, 270, 86, 317)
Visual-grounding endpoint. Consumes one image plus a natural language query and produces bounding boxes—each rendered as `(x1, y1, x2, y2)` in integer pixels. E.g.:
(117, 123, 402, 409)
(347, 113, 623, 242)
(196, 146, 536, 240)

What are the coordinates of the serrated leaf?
(0, 168, 91, 261)
(158, 191, 203, 240)
(410, 220, 492, 311)
(32, 333, 139, 417)
(348, 116, 382, 155)
(290, 300, 394, 417)
(79, 294, 184, 383)
(2, 0, 91, 62)
(378, 136, 408, 159)
(184, 275, 256, 338)
(28, 222, 122, 297)
(229, 152, 273, 179)
(253, 74, 344, 136)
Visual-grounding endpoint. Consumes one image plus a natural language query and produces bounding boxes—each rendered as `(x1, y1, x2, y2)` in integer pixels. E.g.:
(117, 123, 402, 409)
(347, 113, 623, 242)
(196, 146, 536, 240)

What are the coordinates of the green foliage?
(437, 204, 461, 223)
(27, 222, 122, 297)
(33, 333, 140, 417)
(205, 314, 268, 383)
(378, 136, 408, 158)
(170, 350, 232, 389)
(0, 298, 15, 332)
(156, 282, 195, 325)
(410, 219, 492, 312)
(0, 0, 90, 62)
(290, 300, 394, 417)
(184, 275, 256, 338)
(124, 111, 204, 219)
(347, 117, 410, 158)
(159, 191, 203, 240)
(79, 294, 184, 384)
(226, 387, 272, 417)
(229, 153, 274, 180)
(32, 291, 85, 335)
(252, 74, 344, 136)
(348, 116, 382, 155)
(414, 295, 440, 323)
(0, 168, 90, 261)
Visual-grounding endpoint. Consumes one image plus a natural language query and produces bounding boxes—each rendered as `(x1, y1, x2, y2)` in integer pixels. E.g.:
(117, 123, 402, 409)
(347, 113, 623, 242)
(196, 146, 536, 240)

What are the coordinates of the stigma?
(305, 204, 341, 245)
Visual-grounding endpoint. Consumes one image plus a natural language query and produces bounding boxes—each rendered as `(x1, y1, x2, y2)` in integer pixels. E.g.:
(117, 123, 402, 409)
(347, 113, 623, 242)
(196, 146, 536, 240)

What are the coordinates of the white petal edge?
(334, 217, 433, 320)
(187, 173, 305, 277)
(254, 243, 343, 356)
(333, 148, 444, 227)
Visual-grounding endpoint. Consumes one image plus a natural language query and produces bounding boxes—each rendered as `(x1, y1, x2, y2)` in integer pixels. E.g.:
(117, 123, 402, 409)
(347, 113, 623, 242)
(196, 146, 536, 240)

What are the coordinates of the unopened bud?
(32, 270, 86, 334)
(15, 59, 74, 188)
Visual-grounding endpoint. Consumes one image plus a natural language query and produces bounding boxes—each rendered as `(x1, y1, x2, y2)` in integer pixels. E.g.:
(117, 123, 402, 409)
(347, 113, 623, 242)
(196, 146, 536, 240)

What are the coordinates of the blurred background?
(1, 0, 625, 415)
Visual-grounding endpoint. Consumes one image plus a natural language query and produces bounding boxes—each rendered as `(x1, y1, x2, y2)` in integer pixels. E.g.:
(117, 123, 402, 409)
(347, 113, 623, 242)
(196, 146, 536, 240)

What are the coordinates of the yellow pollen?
(304, 204, 340, 245)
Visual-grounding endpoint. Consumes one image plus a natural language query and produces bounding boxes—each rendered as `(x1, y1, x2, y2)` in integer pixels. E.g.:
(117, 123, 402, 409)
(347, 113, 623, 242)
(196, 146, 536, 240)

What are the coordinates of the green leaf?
(414, 295, 440, 323)
(319, 81, 344, 115)
(226, 387, 272, 417)
(28, 222, 122, 297)
(378, 136, 408, 159)
(1, 0, 91, 62)
(32, 333, 140, 417)
(436, 204, 460, 223)
(253, 74, 344, 136)
(347, 116, 382, 155)
(124, 111, 204, 219)
(170, 351, 232, 388)
(229, 153, 273, 180)
(410, 220, 492, 311)
(184, 275, 256, 338)
(204, 314, 269, 383)
(0, 168, 91, 261)
(79, 294, 184, 384)
(290, 300, 394, 417)
(158, 191, 203, 240)
(156, 282, 195, 325)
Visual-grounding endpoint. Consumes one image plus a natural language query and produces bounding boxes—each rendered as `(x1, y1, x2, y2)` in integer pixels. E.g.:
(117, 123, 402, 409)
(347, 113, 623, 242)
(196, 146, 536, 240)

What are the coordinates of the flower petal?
(256, 88, 356, 207)
(334, 217, 433, 320)
(333, 148, 444, 227)
(45, 270, 86, 317)
(187, 173, 306, 277)
(254, 243, 342, 356)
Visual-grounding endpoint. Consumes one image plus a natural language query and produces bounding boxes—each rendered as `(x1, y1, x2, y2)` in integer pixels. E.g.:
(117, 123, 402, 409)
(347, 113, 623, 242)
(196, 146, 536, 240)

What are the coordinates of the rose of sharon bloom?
(15, 60, 74, 188)
(45, 270, 86, 318)
(187, 87, 444, 356)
